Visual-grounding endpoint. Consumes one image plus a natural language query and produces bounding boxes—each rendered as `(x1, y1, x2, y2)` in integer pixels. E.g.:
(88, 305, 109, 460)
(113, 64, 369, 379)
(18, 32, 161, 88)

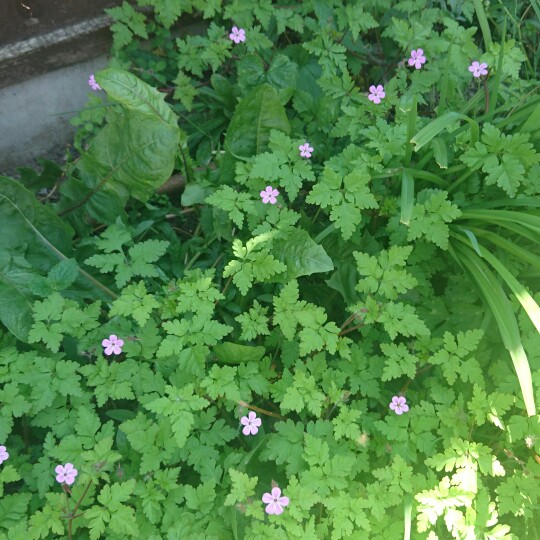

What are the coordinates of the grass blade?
(411, 112, 479, 151)
(454, 232, 540, 334)
(400, 171, 415, 226)
(451, 242, 536, 416)
(472, 0, 493, 50)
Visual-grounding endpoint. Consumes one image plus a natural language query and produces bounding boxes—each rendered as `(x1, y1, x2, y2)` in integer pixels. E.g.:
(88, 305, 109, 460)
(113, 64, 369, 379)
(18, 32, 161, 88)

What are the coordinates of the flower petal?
(262, 492, 273, 503)
(265, 501, 279, 514)
(278, 496, 289, 507)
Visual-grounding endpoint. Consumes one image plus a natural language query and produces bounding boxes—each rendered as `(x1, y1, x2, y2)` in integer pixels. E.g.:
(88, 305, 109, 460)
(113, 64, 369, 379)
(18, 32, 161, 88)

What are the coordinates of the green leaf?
(0, 280, 34, 342)
(235, 301, 270, 341)
(223, 83, 290, 161)
(400, 171, 415, 226)
(451, 242, 536, 416)
(411, 112, 479, 151)
(0, 178, 77, 340)
(223, 235, 287, 295)
(212, 342, 266, 364)
(205, 185, 257, 228)
(461, 124, 538, 197)
(272, 229, 334, 281)
(306, 167, 378, 240)
(467, 237, 540, 334)
(381, 342, 418, 381)
(431, 137, 448, 169)
(354, 245, 417, 300)
(75, 108, 180, 206)
(224, 469, 258, 506)
(379, 302, 430, 340)
(47, 259, 79, 290)
(109, 281, 159, 327)
(408, 189, 461, 249)
(96, 68, 177, 126)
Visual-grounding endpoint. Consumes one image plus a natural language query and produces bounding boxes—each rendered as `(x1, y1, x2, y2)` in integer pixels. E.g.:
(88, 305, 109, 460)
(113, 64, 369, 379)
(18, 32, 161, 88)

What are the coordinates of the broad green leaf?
(224, 84, 290, 159)
(96, 68, 177, 126)
(76, 108, 180, 204)
(0, 178, 76, 340)
(272, 229, 334, 281)
(0, 278, 34, 342)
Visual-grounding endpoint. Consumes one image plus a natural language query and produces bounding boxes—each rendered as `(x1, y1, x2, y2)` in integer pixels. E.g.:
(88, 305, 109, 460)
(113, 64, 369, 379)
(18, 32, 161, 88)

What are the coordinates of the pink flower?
(0, 446, 8, 465)
(299, 143, 313, 158)
(55, 463, 78, 485)
(240, 411, 261, 435)
(408, 49, 426, 69)
(389, 396, 409, 415)
(88, 74, 101, 91)
(368, 84, 385, 104)
(229, 26, 246, 44)
(468, 61, 488, 78)
(262, 486, 289, 514)
(102, 335, 124, 355)
(260, 186, 279, 204)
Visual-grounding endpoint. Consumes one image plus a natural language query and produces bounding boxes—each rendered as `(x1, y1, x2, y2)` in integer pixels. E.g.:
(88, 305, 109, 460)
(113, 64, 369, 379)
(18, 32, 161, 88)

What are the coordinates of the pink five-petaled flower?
(240, 411, 262, 435)
(368, 84, 385, 104)
(262, 487, 289, 515)
(88, 74, 101, 91)
(408, 49, 426, 69)
(0, 446, 8, 465)
(389, 396, 409, 415)
(468, 61, 488, 78)
(102, 335, 124, 355)
(229, 26, 246, 44)
(260, 186, 279, 204)
(299, 142, 313, 158)
(55, 463, 78, 485)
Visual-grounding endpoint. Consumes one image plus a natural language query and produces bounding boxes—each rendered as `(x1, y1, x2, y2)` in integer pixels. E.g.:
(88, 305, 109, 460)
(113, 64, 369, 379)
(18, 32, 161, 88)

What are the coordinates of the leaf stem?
(238, 400, 283, 419)
(66, 479, 93, 540)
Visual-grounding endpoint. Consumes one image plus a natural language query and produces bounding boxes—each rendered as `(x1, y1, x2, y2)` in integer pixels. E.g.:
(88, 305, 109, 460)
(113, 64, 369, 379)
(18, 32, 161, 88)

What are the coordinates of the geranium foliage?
(1, 1, 540, 539)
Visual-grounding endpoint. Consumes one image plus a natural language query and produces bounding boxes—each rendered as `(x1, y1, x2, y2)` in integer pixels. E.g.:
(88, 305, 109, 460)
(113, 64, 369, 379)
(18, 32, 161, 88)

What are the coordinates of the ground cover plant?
(1, 0, 540, 538)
